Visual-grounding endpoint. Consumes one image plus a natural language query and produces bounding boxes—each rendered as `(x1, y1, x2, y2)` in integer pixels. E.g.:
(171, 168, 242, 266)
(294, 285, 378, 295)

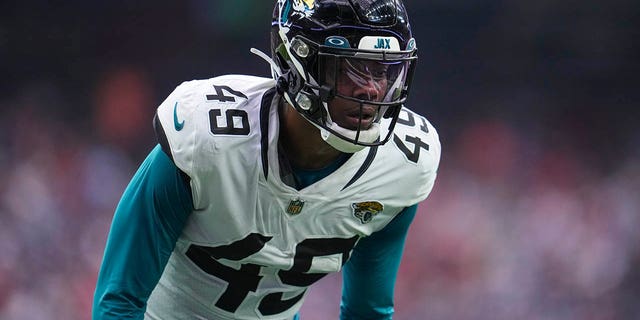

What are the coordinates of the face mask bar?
(314, 46, 416, 146)
(329, 58, 410, 107)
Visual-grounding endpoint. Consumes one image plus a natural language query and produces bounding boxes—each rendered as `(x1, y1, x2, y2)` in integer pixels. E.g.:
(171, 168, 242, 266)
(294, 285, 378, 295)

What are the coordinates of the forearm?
(93, 145, 193, 319)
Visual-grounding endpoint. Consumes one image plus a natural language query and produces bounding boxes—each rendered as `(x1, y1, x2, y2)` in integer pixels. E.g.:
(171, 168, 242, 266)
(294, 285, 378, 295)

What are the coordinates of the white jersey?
(148, 75, 440, 319)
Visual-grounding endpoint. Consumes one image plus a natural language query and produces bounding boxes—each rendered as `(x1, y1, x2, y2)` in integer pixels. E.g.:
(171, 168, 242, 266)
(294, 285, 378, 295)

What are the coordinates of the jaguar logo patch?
(351, 201, 384, 224)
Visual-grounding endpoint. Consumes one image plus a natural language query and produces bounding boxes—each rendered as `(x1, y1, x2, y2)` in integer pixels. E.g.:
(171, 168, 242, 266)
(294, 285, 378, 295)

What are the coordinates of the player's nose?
(355, 79, 382, 101)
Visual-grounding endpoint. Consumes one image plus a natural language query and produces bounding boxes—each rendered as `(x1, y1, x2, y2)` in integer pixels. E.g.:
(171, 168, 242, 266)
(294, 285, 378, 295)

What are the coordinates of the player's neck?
(279, 102, 343, 170)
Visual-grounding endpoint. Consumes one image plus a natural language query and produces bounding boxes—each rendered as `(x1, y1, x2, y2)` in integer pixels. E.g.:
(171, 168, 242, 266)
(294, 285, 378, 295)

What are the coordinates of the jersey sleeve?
(339, 204, 418, 319)
(397, 109, 441, 206)
(153, 81, 195, 165)
(92, 145, 193, 319)
(152, 80, 206, 207)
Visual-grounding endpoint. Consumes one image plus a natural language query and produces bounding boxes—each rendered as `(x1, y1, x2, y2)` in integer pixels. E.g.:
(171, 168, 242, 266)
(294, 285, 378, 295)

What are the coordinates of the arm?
(340, 204, 418, 320)
(92, 145, 194, 319)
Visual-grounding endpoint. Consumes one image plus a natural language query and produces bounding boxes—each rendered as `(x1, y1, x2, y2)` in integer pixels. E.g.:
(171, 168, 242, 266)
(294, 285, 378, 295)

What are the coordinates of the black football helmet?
(268, 0, 418, 153)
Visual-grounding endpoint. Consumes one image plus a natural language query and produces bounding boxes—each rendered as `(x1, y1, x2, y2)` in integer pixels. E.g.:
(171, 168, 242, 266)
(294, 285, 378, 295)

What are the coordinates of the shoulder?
(373, 107, 441, 204)
(388, 107, 441, 169)
(154, 75, 276, 173)
(164, 75, 275, 108)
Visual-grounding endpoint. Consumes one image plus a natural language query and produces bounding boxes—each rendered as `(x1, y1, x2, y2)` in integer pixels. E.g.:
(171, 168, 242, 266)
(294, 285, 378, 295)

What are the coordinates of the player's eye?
(370, 68, 388, 80)
(345, 60, 388, 81)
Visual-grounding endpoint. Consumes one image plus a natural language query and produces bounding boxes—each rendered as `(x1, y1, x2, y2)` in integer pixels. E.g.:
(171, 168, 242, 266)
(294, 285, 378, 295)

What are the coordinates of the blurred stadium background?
(1, 0, 639, 319)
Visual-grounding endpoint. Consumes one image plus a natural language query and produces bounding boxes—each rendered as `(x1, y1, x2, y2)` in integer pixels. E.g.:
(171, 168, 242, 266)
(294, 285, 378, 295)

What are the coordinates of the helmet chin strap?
(319, 100, 380, 153)
(320, 122, 380, 153)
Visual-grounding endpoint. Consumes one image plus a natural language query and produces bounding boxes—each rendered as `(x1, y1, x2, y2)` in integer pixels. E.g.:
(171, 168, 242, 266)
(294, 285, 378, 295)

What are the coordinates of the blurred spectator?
(93, 66, 155, 157)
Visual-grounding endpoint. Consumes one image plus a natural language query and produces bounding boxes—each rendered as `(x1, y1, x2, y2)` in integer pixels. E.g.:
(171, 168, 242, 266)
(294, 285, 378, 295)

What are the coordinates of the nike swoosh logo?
(173, 102, 185, 131)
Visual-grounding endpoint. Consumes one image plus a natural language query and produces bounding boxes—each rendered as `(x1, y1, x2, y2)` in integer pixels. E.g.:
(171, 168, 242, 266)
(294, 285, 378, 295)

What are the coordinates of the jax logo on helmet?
(358, 36, 401, 51)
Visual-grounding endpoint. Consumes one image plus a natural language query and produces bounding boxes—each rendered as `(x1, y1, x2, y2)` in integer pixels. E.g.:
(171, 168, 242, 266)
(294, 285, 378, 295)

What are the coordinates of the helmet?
(270, 0, 418, 153)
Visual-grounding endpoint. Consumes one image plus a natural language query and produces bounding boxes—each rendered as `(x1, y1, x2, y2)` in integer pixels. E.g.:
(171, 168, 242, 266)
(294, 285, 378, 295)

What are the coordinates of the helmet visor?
(313, 47, 415, 143)
(320, 50, 415, 107)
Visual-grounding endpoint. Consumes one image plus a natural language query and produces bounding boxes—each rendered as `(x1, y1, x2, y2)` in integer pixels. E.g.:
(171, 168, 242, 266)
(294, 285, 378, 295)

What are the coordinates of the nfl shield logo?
(286, 198, 305, 215)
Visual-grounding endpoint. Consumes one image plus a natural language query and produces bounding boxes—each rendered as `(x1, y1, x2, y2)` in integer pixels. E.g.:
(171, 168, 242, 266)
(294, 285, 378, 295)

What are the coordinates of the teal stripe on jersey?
(340, 205, 418, 320)
(93, 145, 193, 319)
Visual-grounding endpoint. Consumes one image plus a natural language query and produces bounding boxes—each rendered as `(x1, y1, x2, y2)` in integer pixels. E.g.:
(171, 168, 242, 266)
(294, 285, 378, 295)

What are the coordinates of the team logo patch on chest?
(351, 201, 384, 224)
(287, 198, 305, 215)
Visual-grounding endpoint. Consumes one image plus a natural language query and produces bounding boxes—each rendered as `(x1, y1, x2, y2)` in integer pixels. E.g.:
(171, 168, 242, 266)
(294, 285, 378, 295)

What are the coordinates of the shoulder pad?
(382, 107, 441, 204)
(154, 76, 275, 176)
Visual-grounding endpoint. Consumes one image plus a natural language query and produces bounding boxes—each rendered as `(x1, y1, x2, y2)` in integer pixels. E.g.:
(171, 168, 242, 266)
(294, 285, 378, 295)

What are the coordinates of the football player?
(92, 0, 440, 319)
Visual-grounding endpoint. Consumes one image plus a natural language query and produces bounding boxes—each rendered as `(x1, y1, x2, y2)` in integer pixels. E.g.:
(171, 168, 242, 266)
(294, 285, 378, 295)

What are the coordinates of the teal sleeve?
(340, 204, 418, 320)
(92, 144, 194, 319)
